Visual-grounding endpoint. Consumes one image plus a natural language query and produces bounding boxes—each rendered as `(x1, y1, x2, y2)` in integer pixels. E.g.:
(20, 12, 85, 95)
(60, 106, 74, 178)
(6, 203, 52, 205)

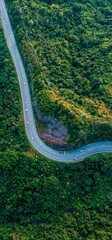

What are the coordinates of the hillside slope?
(0, 20, 112, 240)
(5, 0, 112, 148)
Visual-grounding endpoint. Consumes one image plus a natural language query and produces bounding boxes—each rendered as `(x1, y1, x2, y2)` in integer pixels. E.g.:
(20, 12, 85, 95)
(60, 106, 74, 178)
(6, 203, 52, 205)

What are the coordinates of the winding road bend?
(0, 0, 112, 162)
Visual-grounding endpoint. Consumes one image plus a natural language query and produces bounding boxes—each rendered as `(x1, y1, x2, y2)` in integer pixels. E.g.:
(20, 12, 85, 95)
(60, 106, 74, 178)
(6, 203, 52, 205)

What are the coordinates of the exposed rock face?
(42, 116, 68, 140)
(33, 98, 69, 143)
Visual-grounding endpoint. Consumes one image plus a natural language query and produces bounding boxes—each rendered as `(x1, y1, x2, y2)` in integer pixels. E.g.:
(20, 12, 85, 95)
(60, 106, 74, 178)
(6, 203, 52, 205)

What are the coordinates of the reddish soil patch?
(38, 129, 67, 145)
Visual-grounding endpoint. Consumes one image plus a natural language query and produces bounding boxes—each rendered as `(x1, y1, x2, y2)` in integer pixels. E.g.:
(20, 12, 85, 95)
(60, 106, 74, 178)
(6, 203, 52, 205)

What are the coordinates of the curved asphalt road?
(0, 0, 112, 163)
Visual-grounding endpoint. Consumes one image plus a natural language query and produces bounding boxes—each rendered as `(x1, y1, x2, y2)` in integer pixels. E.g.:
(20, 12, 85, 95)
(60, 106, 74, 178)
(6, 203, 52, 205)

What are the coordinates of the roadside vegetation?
(0, 21, 112, 240)
(5, 0, 112, 147)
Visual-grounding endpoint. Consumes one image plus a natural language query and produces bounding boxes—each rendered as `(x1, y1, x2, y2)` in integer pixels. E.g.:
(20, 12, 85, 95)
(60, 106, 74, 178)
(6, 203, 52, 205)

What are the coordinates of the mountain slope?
(0, 19, 112, 240)
(5, 0, 112, 148)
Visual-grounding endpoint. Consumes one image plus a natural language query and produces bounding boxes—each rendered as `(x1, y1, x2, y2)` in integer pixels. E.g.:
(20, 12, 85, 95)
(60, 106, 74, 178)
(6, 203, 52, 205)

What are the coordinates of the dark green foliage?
(0, 24, 29, 153)
(0, 151, 112, 239)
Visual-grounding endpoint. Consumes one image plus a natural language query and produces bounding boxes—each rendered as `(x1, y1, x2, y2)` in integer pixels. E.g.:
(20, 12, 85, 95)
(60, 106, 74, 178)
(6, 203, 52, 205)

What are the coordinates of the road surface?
(0, 0, 112, 163)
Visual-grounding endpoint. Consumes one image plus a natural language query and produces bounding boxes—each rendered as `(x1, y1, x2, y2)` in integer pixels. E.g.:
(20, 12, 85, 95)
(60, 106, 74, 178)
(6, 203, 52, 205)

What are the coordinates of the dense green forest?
(5, 0, 112, 147)
(0, 19, 112, 240)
